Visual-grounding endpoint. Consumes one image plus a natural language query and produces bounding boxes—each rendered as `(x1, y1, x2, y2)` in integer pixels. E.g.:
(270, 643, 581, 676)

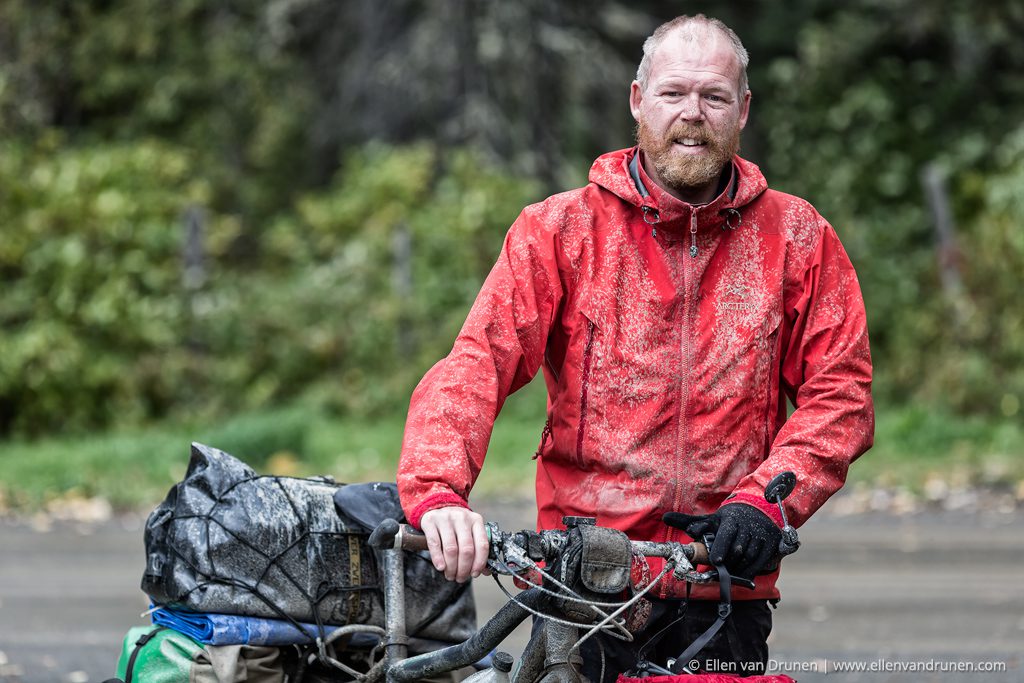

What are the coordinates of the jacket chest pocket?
(576, 295, 679, 395)
(707, 292, 783, 353)
(571, 294, 681, 468)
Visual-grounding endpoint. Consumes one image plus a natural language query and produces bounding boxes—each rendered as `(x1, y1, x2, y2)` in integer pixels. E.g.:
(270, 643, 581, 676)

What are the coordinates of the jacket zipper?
(690, 212, 699, 257)
(667, 210, 700, 593)
(668, 211, 699, 592)
(575, 320, 596, 468)
(679, 211, 699, 503)
(533, 419, 552, 460)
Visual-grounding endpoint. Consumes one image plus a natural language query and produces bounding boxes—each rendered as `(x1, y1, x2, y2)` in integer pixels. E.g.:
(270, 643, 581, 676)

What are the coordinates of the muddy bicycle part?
(370, 519, 544, 682)
(764, 471, 801, 557)
(369, 519, 720, 683)
(370, 520, 713, 581)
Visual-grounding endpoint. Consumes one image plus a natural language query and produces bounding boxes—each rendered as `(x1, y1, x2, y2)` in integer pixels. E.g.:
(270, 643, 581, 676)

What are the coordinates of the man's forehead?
(649, 25, 741, 85)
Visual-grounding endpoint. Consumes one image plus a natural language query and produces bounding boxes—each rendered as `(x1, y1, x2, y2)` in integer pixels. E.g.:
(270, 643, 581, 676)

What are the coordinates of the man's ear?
(629, 81, 644, 123)
(738, 89, 751, 130)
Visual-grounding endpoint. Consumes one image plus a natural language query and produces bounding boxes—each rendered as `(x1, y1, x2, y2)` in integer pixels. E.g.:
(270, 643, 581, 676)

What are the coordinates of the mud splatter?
(398, 148, 873, 599)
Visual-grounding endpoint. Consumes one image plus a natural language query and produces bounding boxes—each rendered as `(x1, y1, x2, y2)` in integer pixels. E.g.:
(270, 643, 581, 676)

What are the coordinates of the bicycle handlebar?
(368, 518, 710, 567)
(371, 518, 715, 683)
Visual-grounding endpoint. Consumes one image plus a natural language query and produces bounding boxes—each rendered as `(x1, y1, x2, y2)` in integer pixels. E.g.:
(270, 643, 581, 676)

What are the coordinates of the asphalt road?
(0, 499, 1021, 682)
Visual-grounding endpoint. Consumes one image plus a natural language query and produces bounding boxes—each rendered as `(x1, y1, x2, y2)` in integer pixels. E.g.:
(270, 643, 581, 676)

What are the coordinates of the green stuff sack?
(115, 625, 288, 683)
(116, 626, 202, 683)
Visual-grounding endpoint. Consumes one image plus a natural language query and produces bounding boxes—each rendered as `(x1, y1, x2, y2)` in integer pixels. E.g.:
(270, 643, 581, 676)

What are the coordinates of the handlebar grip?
(690, 542, 709, 566)
(398, 525, 429, 552)
(368, 519, 431, 552)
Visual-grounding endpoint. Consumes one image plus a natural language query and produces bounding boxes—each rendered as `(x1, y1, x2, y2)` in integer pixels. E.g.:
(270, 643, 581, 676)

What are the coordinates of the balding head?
(636, 15, 749, 97)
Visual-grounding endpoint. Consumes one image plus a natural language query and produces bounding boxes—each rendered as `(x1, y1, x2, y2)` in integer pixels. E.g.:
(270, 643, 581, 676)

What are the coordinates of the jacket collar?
(628, 151, 736, 204)
(588, 146, 767, 232)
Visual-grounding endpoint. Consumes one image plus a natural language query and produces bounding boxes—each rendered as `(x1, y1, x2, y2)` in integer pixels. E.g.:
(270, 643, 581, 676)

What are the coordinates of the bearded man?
(397, 14, 873, 679)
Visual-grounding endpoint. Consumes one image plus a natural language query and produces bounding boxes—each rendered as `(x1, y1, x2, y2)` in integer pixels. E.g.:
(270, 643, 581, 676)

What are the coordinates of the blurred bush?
(247, 144, 540, 415)
(0, 140, 537, 435)
(757, 3, 1024, 418)
(0, 137, 214, 433)
(943, 128, 1024, 414)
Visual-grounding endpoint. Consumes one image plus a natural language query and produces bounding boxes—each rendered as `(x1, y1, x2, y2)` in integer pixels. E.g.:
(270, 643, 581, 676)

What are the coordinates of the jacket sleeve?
(728, 220, 874, 528)
(397, 209, 563, 528)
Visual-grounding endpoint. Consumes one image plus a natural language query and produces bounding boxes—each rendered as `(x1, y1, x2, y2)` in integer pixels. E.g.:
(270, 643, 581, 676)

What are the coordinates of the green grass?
(1, 385, 1022, 514)
(0, 381, 549, 513)
(852, 403, 1024, 491)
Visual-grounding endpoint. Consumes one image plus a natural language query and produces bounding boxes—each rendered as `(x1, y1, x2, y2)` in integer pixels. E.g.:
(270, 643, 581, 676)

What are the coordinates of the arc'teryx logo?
(721, 284, 751, 311)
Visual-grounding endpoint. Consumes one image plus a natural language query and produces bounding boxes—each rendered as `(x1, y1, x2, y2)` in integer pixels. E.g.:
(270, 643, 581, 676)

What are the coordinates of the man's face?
(629, 28, 751, 199)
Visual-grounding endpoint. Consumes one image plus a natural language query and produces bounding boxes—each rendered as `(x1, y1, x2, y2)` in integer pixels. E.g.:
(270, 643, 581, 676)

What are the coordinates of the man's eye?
(705, 94, 724, 102)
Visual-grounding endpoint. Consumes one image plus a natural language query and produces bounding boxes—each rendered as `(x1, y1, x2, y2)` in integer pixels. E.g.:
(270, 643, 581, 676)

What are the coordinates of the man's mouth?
(674, 138, 707, 148)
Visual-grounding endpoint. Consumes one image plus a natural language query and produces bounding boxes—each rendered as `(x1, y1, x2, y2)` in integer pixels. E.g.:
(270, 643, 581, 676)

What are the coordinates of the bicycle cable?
(568, 562, 675, 653)
(489, 555, 675, 647)
(489, 555, 626, 631)
(489, 571, 625, 635)
(490, 555, 636, 609)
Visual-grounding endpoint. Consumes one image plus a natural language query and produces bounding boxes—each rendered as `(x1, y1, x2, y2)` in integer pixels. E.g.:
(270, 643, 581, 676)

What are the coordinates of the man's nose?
(677, 94, 704, 122)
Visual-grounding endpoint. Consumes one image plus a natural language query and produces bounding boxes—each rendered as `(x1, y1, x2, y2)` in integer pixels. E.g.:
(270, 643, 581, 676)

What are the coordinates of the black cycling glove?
(663, 503, 781, 581)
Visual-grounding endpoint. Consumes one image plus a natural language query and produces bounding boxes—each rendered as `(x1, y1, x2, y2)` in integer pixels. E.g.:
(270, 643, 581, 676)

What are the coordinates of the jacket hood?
(588, 147, 769, 231)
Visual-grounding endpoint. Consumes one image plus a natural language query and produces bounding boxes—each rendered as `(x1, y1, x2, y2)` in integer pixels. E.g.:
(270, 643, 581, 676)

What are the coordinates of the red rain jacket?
(397, 147, 874, 600)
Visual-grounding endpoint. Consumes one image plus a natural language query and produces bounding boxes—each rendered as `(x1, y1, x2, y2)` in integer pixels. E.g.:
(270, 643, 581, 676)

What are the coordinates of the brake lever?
(698, 532, 756, 590)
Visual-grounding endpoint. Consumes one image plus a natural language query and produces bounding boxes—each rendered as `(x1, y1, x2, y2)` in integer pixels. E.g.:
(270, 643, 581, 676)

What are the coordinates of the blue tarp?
(151, 606, 492, 667)
(151, 607, 366, 647)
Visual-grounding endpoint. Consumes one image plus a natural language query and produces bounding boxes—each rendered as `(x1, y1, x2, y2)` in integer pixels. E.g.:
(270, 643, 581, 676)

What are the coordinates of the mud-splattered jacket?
(397, 147, 874, 600)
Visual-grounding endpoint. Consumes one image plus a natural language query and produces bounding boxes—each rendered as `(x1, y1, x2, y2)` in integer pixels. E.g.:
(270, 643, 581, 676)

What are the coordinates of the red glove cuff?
(408, 492, 470, 529)
(720, 492, 785, 528)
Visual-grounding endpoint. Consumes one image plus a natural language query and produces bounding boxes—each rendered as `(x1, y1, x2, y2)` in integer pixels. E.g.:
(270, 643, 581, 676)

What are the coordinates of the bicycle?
(311, 471, 801, 683)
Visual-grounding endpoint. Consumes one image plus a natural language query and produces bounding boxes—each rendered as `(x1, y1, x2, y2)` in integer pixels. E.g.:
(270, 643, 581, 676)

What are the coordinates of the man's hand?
(418, 506, 490, 583)
(663, 503, 782, 581)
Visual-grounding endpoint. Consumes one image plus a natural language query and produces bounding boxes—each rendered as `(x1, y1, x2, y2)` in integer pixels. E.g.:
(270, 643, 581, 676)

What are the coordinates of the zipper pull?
(690, 212, 699, 257)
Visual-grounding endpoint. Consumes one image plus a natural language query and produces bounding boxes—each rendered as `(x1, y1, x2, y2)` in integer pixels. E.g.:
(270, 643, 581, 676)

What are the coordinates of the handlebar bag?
(578, 524, 632, 594)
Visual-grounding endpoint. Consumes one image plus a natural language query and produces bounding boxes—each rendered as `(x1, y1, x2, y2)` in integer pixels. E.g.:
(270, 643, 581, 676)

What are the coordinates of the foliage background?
(1, 0, 1022, 506)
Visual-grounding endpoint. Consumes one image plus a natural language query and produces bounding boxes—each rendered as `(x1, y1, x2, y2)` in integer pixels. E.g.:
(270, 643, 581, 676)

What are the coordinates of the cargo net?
(149, 471, 383, 650)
